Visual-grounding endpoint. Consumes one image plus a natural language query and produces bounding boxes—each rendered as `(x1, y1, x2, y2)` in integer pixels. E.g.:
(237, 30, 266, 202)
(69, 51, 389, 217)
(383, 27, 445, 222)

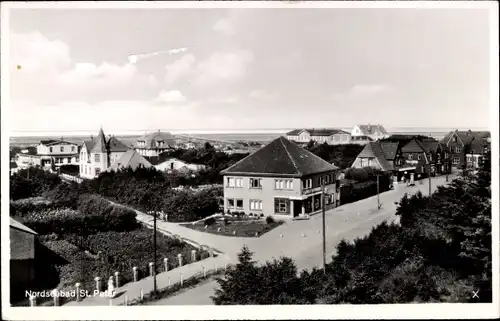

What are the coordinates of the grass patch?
(181, 216, 284, 237)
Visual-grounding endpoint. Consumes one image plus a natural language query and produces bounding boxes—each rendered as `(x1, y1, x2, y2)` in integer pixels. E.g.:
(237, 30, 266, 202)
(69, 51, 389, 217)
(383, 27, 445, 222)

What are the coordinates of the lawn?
(181, 216, 284, 237)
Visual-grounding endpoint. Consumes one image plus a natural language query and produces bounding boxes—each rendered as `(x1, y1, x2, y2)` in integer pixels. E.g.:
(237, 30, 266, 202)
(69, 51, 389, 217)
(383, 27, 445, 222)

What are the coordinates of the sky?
(6, 6, 493, 134)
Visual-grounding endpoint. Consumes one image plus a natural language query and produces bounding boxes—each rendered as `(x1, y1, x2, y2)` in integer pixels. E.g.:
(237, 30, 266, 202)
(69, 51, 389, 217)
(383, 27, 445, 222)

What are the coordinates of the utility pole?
(153, 210, 158, 294)
(321, 179, 326, 273)
(428, 164, 432, 197)
(376, 174, 381, 209)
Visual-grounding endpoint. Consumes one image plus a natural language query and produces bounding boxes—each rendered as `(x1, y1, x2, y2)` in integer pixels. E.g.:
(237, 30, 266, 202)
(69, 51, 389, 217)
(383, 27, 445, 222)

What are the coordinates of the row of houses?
(350, 129, 491, 183)
(286, 124, 389, 146)
(14, 128, 207, 179)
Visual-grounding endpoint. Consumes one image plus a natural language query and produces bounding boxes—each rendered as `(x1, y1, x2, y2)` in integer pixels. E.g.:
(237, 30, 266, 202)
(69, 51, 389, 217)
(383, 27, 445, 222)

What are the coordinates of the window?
(466, 156, 472, 163)
(408, 154, 413, 160)
(303, 178, 312, 189)
(334, 135, 340, 141)
(226, 177, 235, 187)
(250, 200, 263, 211)
(227, 198, 235, 208)
(429, 154, 433, 162)
(72, 146, 75, 152)
(417, 154, 422, 160)
(324, 175, 330, 184)
(95, 168, 101, 176)
(452, 157, 460, 165)
(60, 146, 64, 152)
(49, 147, 53, 153)
(250, 178, 262, 189)
(94, 154, 100, 162)
(455, 146, 462, 153)
(274, 198, 290, 214)
(445, 152, 449, 159)
(235, 178, 243, 188)
(236, 199, 243, 209)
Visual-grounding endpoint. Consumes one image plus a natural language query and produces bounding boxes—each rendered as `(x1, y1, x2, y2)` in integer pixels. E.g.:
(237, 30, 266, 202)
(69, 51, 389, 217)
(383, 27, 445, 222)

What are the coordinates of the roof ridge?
(280, 137, 301, 175)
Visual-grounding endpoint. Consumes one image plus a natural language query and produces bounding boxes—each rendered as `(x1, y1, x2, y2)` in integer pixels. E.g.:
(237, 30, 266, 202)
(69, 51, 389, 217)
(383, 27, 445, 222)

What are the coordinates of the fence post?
(203, 266, 206, 278)
(29, 294, 36, 307)
(124, 295, 128, 306)
(209, 248, 214, 258)
(133, 266, 139, 282)
(164, 258, 169, 272)
(95, 276, 102, 293)
(140, 289, 144, 302)
(168, 277, 171, 288)
(52, 289, 59, 306)
(75, 283, 81, 302)
(191, 250, 197, 262)
(149, 262, 154, 277)
(178, 253, 183, 267)
(180, 273, 184, 287)
(114, 271, 120, 288)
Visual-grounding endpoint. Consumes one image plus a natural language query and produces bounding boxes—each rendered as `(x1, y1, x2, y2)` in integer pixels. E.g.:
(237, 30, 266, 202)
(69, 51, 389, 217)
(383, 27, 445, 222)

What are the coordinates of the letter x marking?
(472, 290, 480, 299)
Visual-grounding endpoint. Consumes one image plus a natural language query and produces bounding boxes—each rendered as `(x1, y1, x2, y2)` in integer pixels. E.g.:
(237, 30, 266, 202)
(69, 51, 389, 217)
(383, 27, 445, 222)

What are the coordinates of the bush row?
(340, 175, 391, 205)
(13, 194, 138, 235)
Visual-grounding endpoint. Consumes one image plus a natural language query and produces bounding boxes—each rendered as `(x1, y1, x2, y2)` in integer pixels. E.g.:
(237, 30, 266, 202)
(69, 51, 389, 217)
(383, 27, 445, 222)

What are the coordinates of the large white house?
(134, 131, 176, 157)
(153, 157, 207, 173)
(36, 140, 80, 167)
(286, 128, 351, 145)
(79, 128, 130, 179)
(351, 124, 390, 141)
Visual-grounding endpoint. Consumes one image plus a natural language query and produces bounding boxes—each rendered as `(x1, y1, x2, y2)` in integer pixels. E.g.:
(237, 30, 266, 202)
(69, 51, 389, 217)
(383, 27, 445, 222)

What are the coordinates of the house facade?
(10, 218, 37, 301)
(351, 141, 403, 174)
(399, 138, 451, 178)
(351, 124, 390, 141)
(135, 131, 176, 157)
(221, 137, 340, 219)
(107, 149, 153, 172)
(79, 128, 130, 179)
(286, 128, 352, 145)
(36, 140, 80, 167)
(440, 130, 490, 172)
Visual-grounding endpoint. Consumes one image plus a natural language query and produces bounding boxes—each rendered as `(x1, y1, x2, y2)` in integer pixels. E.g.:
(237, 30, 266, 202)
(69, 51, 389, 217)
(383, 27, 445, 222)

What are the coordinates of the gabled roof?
(82, 140, 94, 152)
(356, 124, 389, 136)
(401, 139, 427, 153)
(10, 217, 37, 235)
(136, 131, 176, 149)
(39, 140, 78, 146)
(221, 136, 339, 178)
(379, 141, 399, 160)
(356, 142, 393, 171)
(107, 136, 130, 152)
(441, 130, 490, 146)
(108, 150, 153, 171)
(285, 129, 302, 135)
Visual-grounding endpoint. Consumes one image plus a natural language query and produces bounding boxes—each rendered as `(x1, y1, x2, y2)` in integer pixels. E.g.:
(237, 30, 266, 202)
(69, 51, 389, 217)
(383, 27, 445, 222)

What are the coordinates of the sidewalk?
(63, 255, 232, 306)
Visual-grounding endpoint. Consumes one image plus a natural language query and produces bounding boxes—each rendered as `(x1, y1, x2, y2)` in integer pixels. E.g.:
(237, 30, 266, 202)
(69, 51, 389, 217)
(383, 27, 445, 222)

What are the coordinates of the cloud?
(10, 31, 158, 105)
(332, 84, 395, 101)
(248, 90, 280, 101)
(157, 90, 187, 103)
(194, 50, 253, 87)
(213, 17, 237, 36)
(164, 53, 196, 84)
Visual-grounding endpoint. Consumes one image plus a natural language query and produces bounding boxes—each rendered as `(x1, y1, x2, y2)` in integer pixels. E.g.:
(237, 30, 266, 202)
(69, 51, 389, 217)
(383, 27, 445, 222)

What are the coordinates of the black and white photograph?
(1, 1, 498, 320)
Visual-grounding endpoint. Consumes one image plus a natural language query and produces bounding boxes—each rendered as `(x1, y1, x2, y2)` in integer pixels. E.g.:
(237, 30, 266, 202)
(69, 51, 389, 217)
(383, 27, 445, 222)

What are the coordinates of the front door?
(293, 200, 301, 217)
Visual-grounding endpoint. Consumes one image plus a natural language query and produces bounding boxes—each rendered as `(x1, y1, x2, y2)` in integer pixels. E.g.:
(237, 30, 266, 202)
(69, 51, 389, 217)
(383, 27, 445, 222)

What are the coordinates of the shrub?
(204, 217, 216, 226)
(266, 216, 275, 224)
(260, 213, 264, 218)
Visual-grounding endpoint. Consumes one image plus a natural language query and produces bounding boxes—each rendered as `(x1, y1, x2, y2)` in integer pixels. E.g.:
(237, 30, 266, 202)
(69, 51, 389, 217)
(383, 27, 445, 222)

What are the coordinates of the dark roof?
(379, 142, 399, 160)
(401, 139, 427, 153)
(221, 136, 339, 178)
(357, 124, 389, 136)
(351, 135, 374, 141)
(356, 142, 393, 171)
(83, 140, 94, 151)
(91, 128, 108, 153)
(286, 128, 350, 137)
(136, 131, 176, 149)
(107, 136, 130, 152)
(40, 139, 58, 145)
(39, 140, 78, 146)
(108, 150, 153, 171)
(441, 130, 490, 146)
(10, 162, 18, 169)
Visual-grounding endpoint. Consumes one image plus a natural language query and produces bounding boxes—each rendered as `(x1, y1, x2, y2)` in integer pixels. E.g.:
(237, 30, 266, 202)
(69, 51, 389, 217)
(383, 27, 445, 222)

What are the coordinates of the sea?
(8, 127, 488, 148)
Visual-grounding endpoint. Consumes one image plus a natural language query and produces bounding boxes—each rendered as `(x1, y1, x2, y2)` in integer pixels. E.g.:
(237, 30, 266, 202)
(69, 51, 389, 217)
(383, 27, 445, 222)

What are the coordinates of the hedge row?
(13, 194, 138, 235)
(340, 175, 391, 205)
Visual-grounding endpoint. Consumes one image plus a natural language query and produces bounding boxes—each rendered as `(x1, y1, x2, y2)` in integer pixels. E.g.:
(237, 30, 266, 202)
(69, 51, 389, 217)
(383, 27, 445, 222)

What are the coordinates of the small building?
(16, 149, 42, 169)
(79, 128, 130, 179)
(221, 136, 341, 219)
(10, 218, 37, 300)
(351, 141, 395, 172)
(398, 138, 451, 181)
(148, 154, 207, 173)
(135, 131, 177, 157)
(107, 149, 153, 172)
(286, 128, 352, 145)
(440, 129, 490, 171)
(351, 124, 390, 141)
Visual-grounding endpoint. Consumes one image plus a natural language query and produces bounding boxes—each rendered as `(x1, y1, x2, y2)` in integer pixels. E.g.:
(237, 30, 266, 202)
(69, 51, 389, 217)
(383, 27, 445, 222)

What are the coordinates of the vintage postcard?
(1, 1, 498, 320)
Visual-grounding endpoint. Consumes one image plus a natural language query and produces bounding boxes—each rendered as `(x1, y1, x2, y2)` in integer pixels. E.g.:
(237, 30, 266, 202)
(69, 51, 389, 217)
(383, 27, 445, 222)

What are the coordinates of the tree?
(211, 246, 318, 304)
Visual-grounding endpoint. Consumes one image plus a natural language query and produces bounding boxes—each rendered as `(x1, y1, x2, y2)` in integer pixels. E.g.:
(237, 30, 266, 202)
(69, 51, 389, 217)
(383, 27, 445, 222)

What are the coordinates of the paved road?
(150, 175, 453, 305)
